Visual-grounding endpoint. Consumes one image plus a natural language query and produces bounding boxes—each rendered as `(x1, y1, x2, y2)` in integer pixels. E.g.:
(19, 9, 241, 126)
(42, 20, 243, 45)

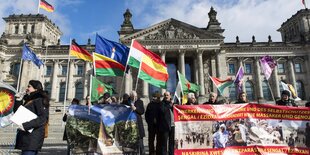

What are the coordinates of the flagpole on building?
(63, 38, 72, 120)
(37, 0, 40, 14)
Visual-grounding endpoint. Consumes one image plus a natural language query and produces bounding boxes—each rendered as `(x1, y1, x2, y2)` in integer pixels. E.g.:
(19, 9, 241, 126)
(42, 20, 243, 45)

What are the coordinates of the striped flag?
(93, 53, 125, 77)
(70, 40, 92, 62)
(128, 40, 168, 88)
(209, 76, 233, 95)
(39, 0, 54, 12)
(177, 71, 199, 93)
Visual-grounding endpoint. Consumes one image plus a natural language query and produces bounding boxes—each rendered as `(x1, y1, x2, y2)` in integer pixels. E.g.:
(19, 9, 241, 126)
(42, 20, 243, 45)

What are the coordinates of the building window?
(59, 82, 66, 102)
(61, 65, 67, 75)
(44, 82, 52, 98)
(244, 64, 252, 74)
(31, 24, 35, 33)
(245, 81, 254, 101)
(75, 82, 84, 100)
(277, 63, 285, 73)
(229, 85, 237, 101)
(76, 65, 84, 75)
(45, 65, 52, 76)
(228, 64, 235, 74)
(14, 25, 19, 34)
(296, 81, 304, 99)
(23, 25, 27, 34)
(10, 63, 20, 77)
(262, 80, 272, 101)
(294, 63, 302, 73)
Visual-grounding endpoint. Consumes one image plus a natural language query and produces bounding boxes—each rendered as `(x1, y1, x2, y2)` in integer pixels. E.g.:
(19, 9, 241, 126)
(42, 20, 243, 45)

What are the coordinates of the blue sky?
(0, 0, 306, 45)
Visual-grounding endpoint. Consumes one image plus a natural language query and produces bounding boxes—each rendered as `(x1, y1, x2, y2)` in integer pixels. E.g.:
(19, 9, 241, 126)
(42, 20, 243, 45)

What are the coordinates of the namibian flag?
(70, 40, 93, 62)
(209, 76, 233, 95)
(93, 53, 125, 77)
(39, 0, 54, 12)
(128, 40, 168, 88)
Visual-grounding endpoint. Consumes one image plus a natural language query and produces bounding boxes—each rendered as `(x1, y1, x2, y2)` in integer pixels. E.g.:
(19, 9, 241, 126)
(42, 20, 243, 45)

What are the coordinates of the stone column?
(51, 60, 59, 101)
(178, 50, 185, 75)
(272, 61, 280, 99)
(255, 58, 263, 102)
(143, 81, 149, 97)
(67, 60, 75, 100)
(197, 50, 205, 96)
(160, 50, 166, 94)
(19, 61, 30, 91)
(288, 58, 297, 90)
(238, 58, 246, 91)
(125, 71, 132, 94)
(306, 54, 310, 100)
(210, 56, 217, 93)
(84, 61, 91, 97)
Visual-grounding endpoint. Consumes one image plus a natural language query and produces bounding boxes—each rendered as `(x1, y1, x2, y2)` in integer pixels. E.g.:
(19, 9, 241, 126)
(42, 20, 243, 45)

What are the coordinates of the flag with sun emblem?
(0, 82, 17, 127)
(90, 76, 115, 102)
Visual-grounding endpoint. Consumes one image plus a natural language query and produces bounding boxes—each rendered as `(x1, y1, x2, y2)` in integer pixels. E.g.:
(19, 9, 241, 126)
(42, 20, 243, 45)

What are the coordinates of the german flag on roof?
(39, 0, 54, 12)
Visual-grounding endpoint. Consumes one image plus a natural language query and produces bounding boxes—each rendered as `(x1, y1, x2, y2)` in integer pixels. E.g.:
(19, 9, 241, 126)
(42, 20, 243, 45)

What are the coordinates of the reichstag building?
(0, 7, 309, 104)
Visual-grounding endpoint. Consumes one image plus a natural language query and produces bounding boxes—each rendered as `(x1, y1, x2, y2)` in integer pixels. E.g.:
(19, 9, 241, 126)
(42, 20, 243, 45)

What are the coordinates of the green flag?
(177, 71, 200, 94)
(91, 76, 114, 102)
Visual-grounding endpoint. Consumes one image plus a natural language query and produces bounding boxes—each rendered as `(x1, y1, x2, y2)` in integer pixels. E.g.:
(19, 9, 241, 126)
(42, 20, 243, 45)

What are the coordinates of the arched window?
(166, 63, 177, 93)
(262, 80, 272, 101)
(75, 82, 84, 100)
(10, 62, 20, 77)
(229, 84, 237, 101)
(44, 82, 52, 98)
(14, 25, 19, 34)
(296, 81, 305, 100)
(59, 82, 66, 102)
(245, 81, 254, 101)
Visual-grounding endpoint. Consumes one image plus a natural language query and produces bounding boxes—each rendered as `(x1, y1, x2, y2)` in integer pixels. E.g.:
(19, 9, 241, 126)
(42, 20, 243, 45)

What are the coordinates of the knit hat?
(281, 90, 290, 97)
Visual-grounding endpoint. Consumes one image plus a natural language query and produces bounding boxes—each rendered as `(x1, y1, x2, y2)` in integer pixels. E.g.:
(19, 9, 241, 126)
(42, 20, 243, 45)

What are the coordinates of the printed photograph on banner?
(247, 119, 309, 147)
(174, 121, 213, 149)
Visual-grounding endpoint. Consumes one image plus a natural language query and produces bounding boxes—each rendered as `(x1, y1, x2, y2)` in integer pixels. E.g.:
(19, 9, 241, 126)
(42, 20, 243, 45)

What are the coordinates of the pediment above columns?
(120, 18, 224, 44)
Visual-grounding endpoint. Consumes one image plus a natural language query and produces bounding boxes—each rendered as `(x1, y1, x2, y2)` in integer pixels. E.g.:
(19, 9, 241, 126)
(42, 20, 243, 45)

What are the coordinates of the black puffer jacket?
(14, 91, 49, 151)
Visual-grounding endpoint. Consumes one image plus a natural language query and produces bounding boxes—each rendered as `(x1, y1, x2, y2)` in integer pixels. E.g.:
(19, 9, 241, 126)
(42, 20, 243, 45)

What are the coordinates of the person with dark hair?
(129, 91, 145, 155)
(235, 92, 248, 104)
(63, 98, 80, 155)
(157, 91, 174, 155)
(14, 80, 50, 155)
(276, 90, 297, 107)
(305, 101, 310, 107)
(305, 123, 310, 148)
(145, 92, 161, 155)
(98, 92, 112, 104)
(121, 93, 130, 106)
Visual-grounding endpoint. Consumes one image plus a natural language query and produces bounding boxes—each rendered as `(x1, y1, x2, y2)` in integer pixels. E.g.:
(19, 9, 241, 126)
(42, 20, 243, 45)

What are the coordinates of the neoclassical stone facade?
(0, 8, 309, 104)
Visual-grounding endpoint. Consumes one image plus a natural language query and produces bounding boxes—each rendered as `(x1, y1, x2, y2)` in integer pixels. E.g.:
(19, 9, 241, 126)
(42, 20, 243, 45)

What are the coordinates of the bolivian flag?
(70, 40, 93, 62)
(39, 0, 54, 12)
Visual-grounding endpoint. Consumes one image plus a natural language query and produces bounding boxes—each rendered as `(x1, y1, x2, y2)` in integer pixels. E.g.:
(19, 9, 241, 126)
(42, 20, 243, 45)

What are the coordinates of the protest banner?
(66, 104, 139, 154)
(174, 103, 310, 155)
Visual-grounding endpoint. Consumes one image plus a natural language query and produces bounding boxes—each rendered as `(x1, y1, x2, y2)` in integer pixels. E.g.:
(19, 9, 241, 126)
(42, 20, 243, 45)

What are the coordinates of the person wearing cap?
(145, 92, 161, 155)
(276, 90, 297, 107)
(13, 80, 50, 155)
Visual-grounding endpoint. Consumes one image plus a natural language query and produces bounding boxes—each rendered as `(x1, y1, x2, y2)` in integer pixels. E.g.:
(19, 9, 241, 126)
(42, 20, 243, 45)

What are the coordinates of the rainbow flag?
(70, 40, 92, 62)
(93, 53, 125, 77)
(39, 0, 54, 12)
(128, 40, 168, 88)
(209, 76, 233, 95)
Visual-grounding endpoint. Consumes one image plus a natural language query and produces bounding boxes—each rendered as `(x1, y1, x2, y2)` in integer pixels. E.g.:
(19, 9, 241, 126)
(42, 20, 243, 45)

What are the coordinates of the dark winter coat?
(158, 99, 173, 132)
(13, 91, 49, 151)
(276, 99, 297, 107)
(145, 100, 160, 128)
(133, 99, 145, 138)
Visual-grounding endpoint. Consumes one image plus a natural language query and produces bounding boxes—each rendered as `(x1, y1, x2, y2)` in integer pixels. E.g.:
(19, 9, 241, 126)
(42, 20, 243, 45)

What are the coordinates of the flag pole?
(88, 74, 93, 115)
(267, 80, 276, 102)
(134, 56, 143, 92)
(119, 39, 134, 100)
(63, 38, 72, 122)
(16, 58, 23, 92)
(37, 0, 40, 14)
